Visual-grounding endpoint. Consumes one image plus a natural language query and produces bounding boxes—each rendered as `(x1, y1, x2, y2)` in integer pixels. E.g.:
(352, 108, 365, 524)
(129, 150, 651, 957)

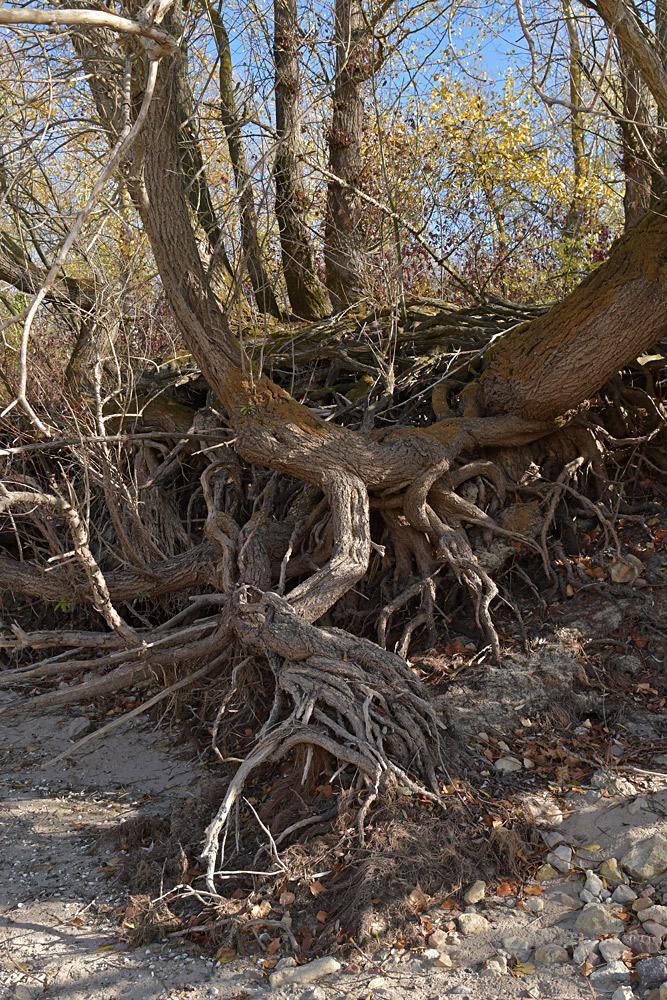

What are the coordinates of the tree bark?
(324, 0, 367, 306)
(273, 0, 332, 319)
(209, 7, 281, 316)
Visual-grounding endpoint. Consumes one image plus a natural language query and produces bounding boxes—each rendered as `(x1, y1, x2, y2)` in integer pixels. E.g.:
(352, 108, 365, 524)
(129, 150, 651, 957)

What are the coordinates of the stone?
(559, 893, 582, 909)
(368, 977, 388, 989)
(502, 936, 531, 962)
(621, 835, 667, 880)
(599, 938, 628, 963)
(599, 858, 627, 885)
(640, 906, 667, 926)
(642, 921, 667, 939)
(463, 880, 486, 904)
(480, 956, 507, 977)
(269, 956, 341, 987)
(572, 940, 598, 965)
(589, 961, 632, 990)
(621, 932, 661, 955)
(303, 989, 326, 1000)
(546, 846, 572, 874)
(495, 756, 522, 771)
(635, 956, 667, 988)
(448, 988, 471, 996)
(610, 989, 636, 1000)
(66, 716, 93, 740)
(422, 948, 440, 960)
(633, 897, 653, 912)
(534, 944, 569, 966)
(541, 831, 565, 848)
(535, 864, 559, 881)
(524, 896, 544, 913)
(591, 769, 636, 796)
(580, 889, 598, 904)
(582, 870, 604, 899)
(434, 954, 453, 969)
(275, 956, 297, 970)
(428, 929, 450, 951)
(575, 903, 626, 935)
(612, 885, 637, 904)
(457, 912, 488, 935)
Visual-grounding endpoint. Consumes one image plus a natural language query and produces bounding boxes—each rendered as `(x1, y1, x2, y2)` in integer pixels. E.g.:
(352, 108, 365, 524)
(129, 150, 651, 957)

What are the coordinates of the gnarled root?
(201, 590, 445, 893)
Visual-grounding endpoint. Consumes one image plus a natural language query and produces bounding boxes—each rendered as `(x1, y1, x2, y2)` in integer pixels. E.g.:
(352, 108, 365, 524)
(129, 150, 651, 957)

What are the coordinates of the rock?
(547, 845, 572, 874)
(541, 830, 564, 848)
(463, 880, 486, 904)
(589, 961, 632, 990)
(610, 988, 636, 1000)
(422, 948, 440, 960)
(495, 756, 522, 772)
(428, 929, 450, 951)
(434, 954, 453, 969)
(642, 921, 667, 939)
(621, 932, 661, 955)
(368, 977, 388, 989)
(275, 957, 297, 970)
(502, 936, 531, 962)
(525, 896, 544, 913)
(575, 903, 626, 935)
(269, 956, 341, 987)
(599, 858, 627, 885)
(580, 889, 598, 903)
(635, 955, 667, 988)
(534, 943, 569, 966)
(612, 885, 637, 904)
(67, 716, 93, 740)
(448, 988, 471, 996)
(303, 989, 326, 1000)
(639, 905, 667, 926)
(621, 835, 667, 880)
(559, 893, 582, 909)
(590, 769, 636, 796)
(480, 956, 507, 977)
(535, 863, 559, 881)
(582, 870, 605, 899)
(599, 938, 628, 963)
(573, 939, 599, 964)
(457, 912, 488, 934)
(633, 897, 653, 912)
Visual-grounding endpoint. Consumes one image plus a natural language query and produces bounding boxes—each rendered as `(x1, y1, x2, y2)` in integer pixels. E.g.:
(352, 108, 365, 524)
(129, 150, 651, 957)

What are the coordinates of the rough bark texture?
(618, 43, 653, 228)
(324, 0, 367, 306)
(273, 0, 332, 320)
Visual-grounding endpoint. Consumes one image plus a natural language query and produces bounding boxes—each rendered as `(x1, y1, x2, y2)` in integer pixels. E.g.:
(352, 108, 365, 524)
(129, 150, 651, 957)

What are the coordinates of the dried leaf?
(215, 947, 237, 963)
(524, 885, 543, 895)
(266, 938, 281, 954)
(309, 880, 327, 896)
(316, 910, 329, 923)
(496, 882, 517, 896)
(250, 900, 271, 919)
(279, 891, 295, 905)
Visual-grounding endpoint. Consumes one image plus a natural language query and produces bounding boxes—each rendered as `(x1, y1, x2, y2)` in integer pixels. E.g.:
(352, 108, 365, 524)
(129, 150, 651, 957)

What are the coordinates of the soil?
(1, 582, 666, 1000)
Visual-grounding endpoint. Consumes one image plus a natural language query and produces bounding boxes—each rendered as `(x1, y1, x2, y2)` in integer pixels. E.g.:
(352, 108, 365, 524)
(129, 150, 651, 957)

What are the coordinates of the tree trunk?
(273, 0, 332, 320)
(209, 7, 281, 317)
(562, 0, 588, 241)
(618, 43, 653, 228)
(324, 0, 367, 306)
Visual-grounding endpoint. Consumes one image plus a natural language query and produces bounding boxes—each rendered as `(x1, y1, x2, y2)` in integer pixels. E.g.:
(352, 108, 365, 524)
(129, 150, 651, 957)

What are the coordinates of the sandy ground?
(1, 694, 666, 1000)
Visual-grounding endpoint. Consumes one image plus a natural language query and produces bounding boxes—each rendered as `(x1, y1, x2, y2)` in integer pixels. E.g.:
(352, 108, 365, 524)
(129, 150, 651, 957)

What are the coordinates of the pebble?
(635, 955, 667, 987)
(546, 845, 572, 874)
(463, 880, 486, 904)
(610, 988, 636, 1000)
(621, 932, 661, 955)
(535, 864, 559, 881)
(533, 944, 569, 966)
(612, 885, 637, 904)
(541, 831, 565, 848)
(457, 913, 488, 935)
(599, 938, 628, 963)
(582, 870, 604, 899)
(634, 897, 654, 912)
(480, 956, 507, 977)
(621, 834, 667, 879)
(422, 948, 440, 960)
(559, 893, 582, 909)
(66, 716, 93, 740)
(495, 756, 522, 771)
(501, 936, 531, 962)
(575, 903, 626, 935)
(639, 905, 667, 926)
(599, 858, 627, 885)
(269, 956, 341, 988)
(428, 929, 449, 951)
(642, 921, 667, 939)
(590, 769, 636, 796)
(588, 961, 632, 989)
(302, 989, 326, 1000)
(434, 954, 453, 969)
(524, 896, 544, 913)
(572, 939, 598, 965)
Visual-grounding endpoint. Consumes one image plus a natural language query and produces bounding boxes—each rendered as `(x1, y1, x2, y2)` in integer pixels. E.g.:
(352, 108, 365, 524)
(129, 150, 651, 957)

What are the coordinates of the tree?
(1, 0, 666, 901)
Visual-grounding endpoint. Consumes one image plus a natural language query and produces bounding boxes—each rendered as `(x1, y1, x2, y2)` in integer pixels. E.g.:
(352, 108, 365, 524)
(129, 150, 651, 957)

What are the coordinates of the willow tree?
(1, 0, 666, 888)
